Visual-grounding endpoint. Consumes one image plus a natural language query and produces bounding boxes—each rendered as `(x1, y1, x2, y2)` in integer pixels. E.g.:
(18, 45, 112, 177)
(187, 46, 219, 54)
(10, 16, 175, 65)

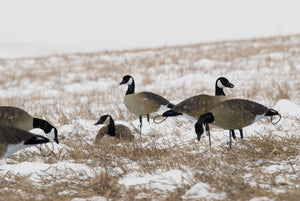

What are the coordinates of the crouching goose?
(120, 75, 174, 136)
(0, 106, 59, 144)
(94, 114, 134, 145)
(0, 125, 50, 159)
(195, 98, 280, 148)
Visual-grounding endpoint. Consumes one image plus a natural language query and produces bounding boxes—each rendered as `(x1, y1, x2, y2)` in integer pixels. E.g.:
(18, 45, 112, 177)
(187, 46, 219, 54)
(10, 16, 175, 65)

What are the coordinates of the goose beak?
(54, 136, 59, 144)
(227, 82, 235, 88)
(53, 128, 59, 144)
(94, 120, 104, 125)
(119, 80, 126, 85)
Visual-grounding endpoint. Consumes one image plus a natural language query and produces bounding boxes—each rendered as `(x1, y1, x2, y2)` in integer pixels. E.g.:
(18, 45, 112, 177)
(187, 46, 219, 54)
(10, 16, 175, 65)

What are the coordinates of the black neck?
(107, 119, 116, 136)
(33, 118, 52, 133)
(215, 82, 225, 96)
(126, 80, 135, 95)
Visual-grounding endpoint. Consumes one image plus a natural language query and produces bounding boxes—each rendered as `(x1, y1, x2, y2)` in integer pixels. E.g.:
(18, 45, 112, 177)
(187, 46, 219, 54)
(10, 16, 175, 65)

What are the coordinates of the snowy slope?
(0, 35, 299, 200)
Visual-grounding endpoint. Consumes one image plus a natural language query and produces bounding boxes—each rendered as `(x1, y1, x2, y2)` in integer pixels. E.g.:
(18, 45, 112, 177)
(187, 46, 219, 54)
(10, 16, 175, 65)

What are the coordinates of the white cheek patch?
(126, 77, 133, 85)
(217, 80, 224, 88)
(103, 117, 110, 125)
(47, 128, 56, 141)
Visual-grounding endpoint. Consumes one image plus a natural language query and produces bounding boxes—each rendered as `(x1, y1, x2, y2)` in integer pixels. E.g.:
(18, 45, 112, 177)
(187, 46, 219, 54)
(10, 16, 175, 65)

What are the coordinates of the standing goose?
(94, 114, 134, 145)
(0, 125, 50, 159)
(194, 99, 280, 148)
(0, 106, 59, 144)
(120, 75, 174, 136)
(162, 77, 234, 121)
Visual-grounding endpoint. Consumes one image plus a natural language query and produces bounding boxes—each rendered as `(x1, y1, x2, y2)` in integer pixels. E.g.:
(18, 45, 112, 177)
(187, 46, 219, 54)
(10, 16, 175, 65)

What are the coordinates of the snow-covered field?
(0, 34, 299, 200)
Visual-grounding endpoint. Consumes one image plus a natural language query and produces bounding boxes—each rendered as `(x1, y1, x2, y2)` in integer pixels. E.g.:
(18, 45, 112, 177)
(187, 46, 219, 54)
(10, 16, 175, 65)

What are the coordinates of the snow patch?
(274, 99, 300, 117)
(120, 169, 193, 192)
(182, 182, 227, 200)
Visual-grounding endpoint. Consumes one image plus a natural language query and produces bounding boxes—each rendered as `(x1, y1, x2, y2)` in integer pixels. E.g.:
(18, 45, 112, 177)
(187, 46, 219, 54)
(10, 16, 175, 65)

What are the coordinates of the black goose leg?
(229, 130, 232, 148)
(205, 123, 211, 148)
(239, 129, 243, 139)
(139, 115, 143, 137)
(147, 114, 150, 124)
(231, 130, 237, 141)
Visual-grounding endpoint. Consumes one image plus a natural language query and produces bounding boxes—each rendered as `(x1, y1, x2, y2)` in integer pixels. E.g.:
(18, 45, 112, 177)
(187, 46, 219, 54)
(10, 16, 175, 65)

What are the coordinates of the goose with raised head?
(120, 75, 174, 136)
(195, 99, 280, 148)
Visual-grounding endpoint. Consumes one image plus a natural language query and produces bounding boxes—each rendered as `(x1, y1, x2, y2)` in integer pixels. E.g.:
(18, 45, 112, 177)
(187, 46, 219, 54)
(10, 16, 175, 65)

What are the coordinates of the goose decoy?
(0, 106, 59, 144)
(94, 114, 134, 145)
(194, 99, 280, 148)
(162, 77, 234, 121)
(120, 75, 174, 136)
(0, 125, 50, 159)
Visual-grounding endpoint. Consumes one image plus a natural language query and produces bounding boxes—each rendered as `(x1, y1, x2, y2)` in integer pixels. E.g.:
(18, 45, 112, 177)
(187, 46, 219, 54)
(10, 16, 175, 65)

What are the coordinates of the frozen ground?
(0, 34, 299, 200)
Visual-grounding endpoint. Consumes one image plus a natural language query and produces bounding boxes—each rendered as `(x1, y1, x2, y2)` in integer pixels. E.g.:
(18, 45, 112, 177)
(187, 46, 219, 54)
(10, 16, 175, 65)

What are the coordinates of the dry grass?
(0, 34, 299, 200)
(2, 130, 298, 200)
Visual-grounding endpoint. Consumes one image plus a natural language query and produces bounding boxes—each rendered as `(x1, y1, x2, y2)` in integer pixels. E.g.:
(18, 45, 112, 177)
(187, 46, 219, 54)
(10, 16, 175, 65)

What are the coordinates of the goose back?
(172, 95, 227, 120)
(95, 124, 134, 145)
(0, 106, 33, 131)
(124, 91, 170, 116)
(212, 99, 269, 129)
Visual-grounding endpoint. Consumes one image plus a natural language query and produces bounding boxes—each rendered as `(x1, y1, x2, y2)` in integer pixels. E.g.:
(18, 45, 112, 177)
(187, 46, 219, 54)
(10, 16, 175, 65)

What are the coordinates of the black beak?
(54, 128, 59, 144)
(54, 136, 59, 144)
(227, 82, 235, 88)
(119, 80, 126, 85)
(94, 120, 104, 125)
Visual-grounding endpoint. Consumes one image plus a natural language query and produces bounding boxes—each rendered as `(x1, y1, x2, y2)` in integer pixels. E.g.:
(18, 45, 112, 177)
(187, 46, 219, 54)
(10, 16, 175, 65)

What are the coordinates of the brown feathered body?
(124, 91, 170, 116)
(0, 125, 49, 159)
(211, 99, 270, 130)
(0, 106, 33, 131)
(171, 95, 227, 120)
(95, 124, 134, 145)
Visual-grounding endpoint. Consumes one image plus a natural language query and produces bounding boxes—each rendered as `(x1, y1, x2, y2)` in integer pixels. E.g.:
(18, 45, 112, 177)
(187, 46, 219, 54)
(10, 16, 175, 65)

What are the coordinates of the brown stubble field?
(0, 34, 299, 200)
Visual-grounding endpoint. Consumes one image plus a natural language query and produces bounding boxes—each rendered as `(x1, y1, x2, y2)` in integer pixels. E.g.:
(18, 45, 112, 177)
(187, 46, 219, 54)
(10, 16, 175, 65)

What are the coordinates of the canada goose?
(195, 99, 280, 148)
(162, 77, 234, 121)
(0, 106, 59, 144)
(94, 114, 134, 145)
(120, 75, 174, 136)
(0, 125, 50, 159)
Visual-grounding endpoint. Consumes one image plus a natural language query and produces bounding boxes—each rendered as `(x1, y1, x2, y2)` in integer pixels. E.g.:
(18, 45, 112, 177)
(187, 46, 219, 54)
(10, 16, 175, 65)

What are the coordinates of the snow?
(274, 99, 300, 117)
(0, 34, 299, 199)
(0, 161, 104, 183)
(182, 182, 227, 200)
(249, 197, 276, 201)
(71, 197, 107, 201)
(120, 169, 193, 192)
